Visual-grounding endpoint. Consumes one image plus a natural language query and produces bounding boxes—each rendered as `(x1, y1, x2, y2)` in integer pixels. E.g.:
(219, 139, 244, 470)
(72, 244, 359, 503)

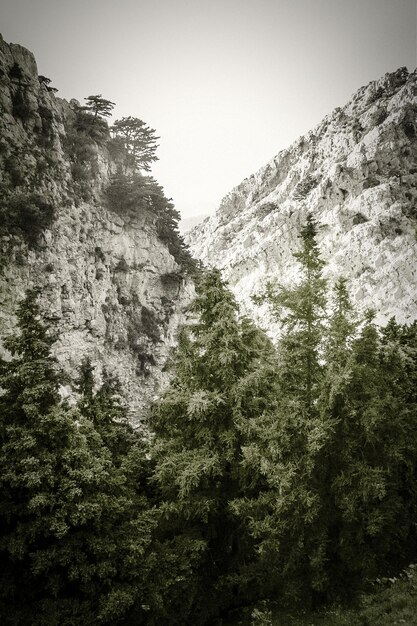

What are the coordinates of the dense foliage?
(0, 191, 55, 247)
(0, 291, 154, 624)
(149, 269, 276, 623)
(1, 216, 416, 624)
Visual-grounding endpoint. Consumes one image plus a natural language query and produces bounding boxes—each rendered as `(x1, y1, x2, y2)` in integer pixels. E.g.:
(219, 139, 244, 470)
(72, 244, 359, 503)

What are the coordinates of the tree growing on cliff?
(105, 172, 196, 273)
(83, 94, 115, 121)
(38, 75, 58, 93)
(111, 116, 159, 172)
(69, 95, 115, 144)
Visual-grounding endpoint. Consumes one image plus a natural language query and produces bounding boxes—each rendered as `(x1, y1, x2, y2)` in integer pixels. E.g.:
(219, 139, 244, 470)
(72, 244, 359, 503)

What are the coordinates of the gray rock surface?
(186, 67, 417, 331)
(0, 35, 193, 426)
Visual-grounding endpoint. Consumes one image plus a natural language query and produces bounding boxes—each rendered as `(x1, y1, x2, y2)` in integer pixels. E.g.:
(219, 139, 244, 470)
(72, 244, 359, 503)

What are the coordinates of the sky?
(0, 0, 416, 219)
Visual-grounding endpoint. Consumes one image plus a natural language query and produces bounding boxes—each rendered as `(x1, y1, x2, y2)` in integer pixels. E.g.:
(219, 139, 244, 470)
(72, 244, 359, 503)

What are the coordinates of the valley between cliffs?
(1, 35, 416, 425)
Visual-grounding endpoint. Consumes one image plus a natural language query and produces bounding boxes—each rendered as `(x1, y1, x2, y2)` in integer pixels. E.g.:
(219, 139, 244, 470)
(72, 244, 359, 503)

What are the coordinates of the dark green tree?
(111, 116, 159, 172)
(232, 215, 331, 605)
(76, 358, 137, 466)
(149, 269, 275, 623)
(239, 219, 417, 606)
(0, 291, 154, 624)
(320, 311, 417, 593)
(255, 213, 327, 416)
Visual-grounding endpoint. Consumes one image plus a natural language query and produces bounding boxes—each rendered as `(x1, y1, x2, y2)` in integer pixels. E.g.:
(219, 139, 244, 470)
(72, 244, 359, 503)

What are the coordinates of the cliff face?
(186, 68, 417, 329)
(0, 35, 193, 426)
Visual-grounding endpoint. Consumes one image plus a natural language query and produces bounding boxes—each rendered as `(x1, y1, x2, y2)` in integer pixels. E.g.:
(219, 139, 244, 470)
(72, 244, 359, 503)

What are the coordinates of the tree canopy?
(0, 291, 154, 624)
(83, 94, 115, 120)
(111, 116, 159, 172)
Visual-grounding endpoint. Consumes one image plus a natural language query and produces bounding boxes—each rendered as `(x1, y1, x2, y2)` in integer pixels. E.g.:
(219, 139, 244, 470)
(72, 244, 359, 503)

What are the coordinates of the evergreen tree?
(232, 215, 331, 604)
(239, 218, 417, 605)
(310, 278, 359, 598)
(149, 269, 275, 623)
(111, 116, 159, 172)
(322, 311, 417, 592)
(255, 213, 327, 416)
(76, 358, 136, 466)
(83, 94, 115, 120)
(0, 291, 153, 624)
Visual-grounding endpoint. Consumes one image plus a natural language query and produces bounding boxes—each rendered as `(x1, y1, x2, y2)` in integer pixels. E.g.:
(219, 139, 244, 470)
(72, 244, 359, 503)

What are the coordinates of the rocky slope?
(186, 67, 417, 330)
(0, 35, 193, 426)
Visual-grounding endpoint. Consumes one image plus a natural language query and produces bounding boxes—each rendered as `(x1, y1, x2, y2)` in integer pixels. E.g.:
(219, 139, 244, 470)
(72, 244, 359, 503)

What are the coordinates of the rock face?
(0, 35, 193, 426)
(179, 212, 211, 234)
(186, 68, 417, 330)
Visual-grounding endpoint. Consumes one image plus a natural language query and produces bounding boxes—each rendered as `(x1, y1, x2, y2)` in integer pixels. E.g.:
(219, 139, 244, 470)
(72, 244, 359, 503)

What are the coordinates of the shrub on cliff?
(0, 192, 55, 247)
(105, 173, 197, 273)
(11, 87, 31, 121)
(293, 175, 319, 200)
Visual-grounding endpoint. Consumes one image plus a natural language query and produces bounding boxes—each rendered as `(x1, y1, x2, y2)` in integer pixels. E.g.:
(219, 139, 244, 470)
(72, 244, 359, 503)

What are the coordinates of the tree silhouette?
(111, 116, 159, 172)
(83, 94, 115, 121)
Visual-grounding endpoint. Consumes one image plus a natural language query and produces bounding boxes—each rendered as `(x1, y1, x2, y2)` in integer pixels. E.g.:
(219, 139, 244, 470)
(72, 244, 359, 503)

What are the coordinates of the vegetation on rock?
(105, 172, 196, 273)
(0, 191, 55, 247)
(82, 94, 115, 120)
(1, 218, 416, 624)
(111, 116, 159, 172)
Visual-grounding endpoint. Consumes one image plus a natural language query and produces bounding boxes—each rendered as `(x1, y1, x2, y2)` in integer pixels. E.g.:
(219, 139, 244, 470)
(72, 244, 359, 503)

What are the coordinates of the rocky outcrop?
(0, 35, 193, 426)
(186, 67, 417, 330)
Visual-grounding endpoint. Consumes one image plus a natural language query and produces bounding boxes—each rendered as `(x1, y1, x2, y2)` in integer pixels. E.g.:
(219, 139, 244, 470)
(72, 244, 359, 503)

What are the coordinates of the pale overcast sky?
(1, 0, 416, 218)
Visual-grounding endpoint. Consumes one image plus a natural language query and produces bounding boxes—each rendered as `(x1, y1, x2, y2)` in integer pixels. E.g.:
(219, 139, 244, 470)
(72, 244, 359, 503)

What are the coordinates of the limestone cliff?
(186, 67, 417, 330)
(0, 35, 193, 426)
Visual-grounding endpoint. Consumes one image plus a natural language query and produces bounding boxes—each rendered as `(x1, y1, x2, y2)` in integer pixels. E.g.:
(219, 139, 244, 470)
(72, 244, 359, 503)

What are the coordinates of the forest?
(1, 214, 416, 625)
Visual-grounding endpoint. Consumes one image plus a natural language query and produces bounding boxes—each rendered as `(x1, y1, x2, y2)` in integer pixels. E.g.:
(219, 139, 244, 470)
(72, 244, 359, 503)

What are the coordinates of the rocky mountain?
(186, 67, 417, 331)
(0, 35, 193, 426)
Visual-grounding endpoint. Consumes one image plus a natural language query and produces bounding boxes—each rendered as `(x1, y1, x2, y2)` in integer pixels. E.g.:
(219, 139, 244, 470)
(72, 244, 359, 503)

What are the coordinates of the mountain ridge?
(186, 66, 417, 330)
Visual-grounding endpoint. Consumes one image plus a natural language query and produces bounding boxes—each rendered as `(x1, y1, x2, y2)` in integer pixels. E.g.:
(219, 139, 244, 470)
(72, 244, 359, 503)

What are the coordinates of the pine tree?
(255, 213, 327, 416)
(0, 291, 153, 624)
(231, 217, 417, 609)
(232, 215, 331, 604)
(83, 94, 115, 120)
(324, 312, 417, 591)
(149, 269, 275, 623)
(76, 358, 136, 466)
(111, 116, 159, 172)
